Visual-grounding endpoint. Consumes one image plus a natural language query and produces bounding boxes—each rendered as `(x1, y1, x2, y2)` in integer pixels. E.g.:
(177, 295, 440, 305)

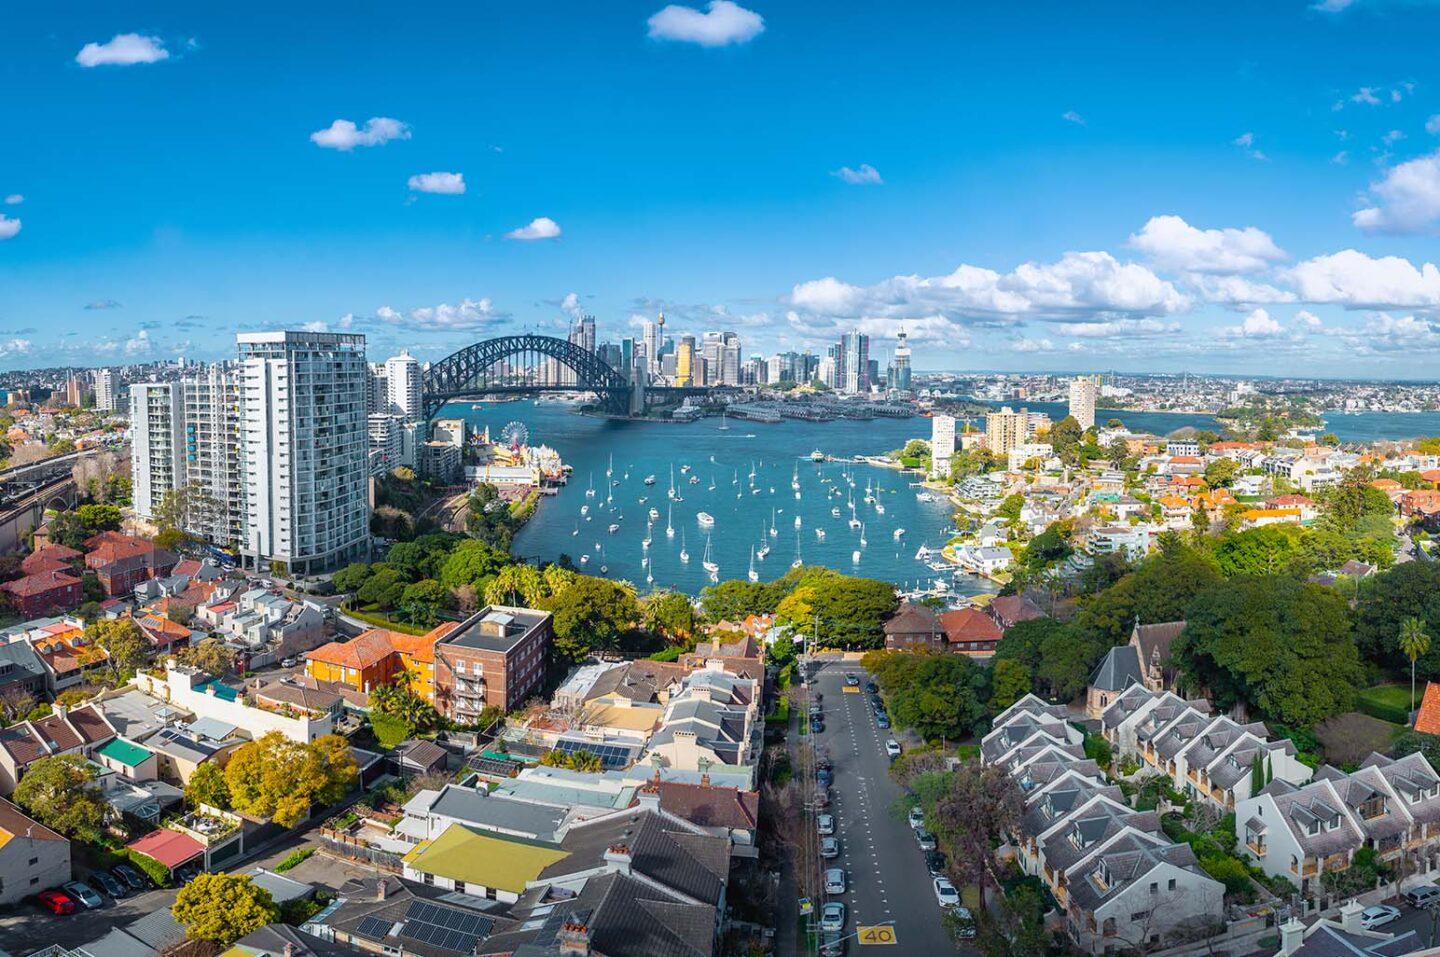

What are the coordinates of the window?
(1149, 882, 1158, 894)
(28, 858, 37, 866)
(1168, 878, 1176, 891)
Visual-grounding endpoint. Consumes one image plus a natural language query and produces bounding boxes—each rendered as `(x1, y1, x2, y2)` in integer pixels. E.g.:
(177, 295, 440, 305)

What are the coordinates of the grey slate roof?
(1089, 645, 1143, 693)
(429, 783, 569, 842)
(542, 810, 729, 907)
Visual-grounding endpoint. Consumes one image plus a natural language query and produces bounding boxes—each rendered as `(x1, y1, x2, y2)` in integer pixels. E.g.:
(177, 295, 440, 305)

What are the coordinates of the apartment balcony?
(1247, 840, 1267, 857)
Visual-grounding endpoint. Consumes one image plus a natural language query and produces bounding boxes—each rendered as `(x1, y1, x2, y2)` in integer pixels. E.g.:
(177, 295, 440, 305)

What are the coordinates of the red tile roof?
(940, 607, 1002, 644)
(127, 828, 205, 869)
(651, 780, 759, 831)
(1415, 682, 1440, 736)
(2, 568, 80, 598)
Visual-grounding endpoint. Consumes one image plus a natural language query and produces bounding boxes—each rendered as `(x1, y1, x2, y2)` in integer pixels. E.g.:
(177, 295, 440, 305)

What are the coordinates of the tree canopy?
(172, 873, 279, 944)
(14, 754, 105, 842)
(223, 732, 358, 827)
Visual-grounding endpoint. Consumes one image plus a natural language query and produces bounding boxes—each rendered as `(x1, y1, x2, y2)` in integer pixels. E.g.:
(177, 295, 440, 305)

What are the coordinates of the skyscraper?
(1068, 374, 1100, 430)
(891, 329, 912, 392)
(182, 364, 245, 547)
(676, 336, 696, 387)
(385, 351, 423, 420)
(93, 368, 116, 412)
(130, 383, 183, 522)
(578, 315, 597, 356)
(239, 331, 369, 574)
(722, 333, 742, 385)
(838, 330, 870, 394)
(985, 406, 1031, 457)
(930, 415, 956, 479)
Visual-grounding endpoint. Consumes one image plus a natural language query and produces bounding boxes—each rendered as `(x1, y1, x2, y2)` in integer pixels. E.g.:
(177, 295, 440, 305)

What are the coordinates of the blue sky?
(3, 1, 1440, 376)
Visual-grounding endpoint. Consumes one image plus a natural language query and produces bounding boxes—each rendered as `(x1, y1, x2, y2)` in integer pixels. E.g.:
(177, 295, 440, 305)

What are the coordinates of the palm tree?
(1400, 617, 1432, 715)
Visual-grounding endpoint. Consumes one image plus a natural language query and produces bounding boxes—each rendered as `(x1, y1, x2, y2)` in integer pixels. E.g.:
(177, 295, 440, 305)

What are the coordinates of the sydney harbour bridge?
(420, 333, 728, 420)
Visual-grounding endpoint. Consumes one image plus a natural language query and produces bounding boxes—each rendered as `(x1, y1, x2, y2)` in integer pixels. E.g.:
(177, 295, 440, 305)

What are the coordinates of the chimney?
(603, 843, 632, 875)
(635, 785, 661, 811)
(376, 879, 388, 902)
(1339, 899, 1365, 935)
(557, 922, 591, 957)
(700, 773, 710, 787)
(283, 944, 295, 957)
(1279, 917, 1305, 956)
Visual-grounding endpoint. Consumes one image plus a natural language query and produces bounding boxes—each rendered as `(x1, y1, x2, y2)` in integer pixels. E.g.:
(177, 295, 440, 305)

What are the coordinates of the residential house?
(136, 662, 333, 743)
(0, 703, 114, 795)
(433, 606, 553, 719)
(1, 570, 83, 620)
(305, 623, 454, 702)
(940, 607, 1002, 657)
(301, 876, 514, 957)
(1087, 525, 1152, 561)
(27, 618, 110, 693)
(882, 602, 944, 651)
(0, 797, 70, 904)
(0, 641, 48, 708)
(988, 594, 1045, 632)
(20, 544, 83, 578)
(83, 533, 178, 598)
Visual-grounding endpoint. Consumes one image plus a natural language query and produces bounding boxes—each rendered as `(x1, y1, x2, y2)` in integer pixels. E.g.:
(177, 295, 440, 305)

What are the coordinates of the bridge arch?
(421, 334, 631, 419)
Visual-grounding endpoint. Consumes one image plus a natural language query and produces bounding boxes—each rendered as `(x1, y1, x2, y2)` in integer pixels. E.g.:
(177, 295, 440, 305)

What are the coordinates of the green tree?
(1174, 576, 1364, 726)
(642, 591, 696, 644)
(1047, 415, 1083, 463)
(332, 562, 373, 593)
(355, 565, 408, 609)
(989, 658, 1032, 713)
(862, 650, 988, 741)
(1213, 526, 1302, 577)
(438, 539, 511, 592)
(86, 617, 150, 679)
(172, 873, 279, 945)
(370, 680, 441, 730)
(178, 638, 235, 676)
(400, 578, 451, 610)
(14, 754, 105, 842)
(185, 761, 232, 809)
(75, 503, 123, 536)
(1401, 617, 1432, 715)
(1203, 458, 1240, 488)
(699, 579, 779, 622)
(1354, 562, 1440, 672)
(544, 575, 640, 661)
(1073, 533, 1222, 646)
(484, 564, 547, 607)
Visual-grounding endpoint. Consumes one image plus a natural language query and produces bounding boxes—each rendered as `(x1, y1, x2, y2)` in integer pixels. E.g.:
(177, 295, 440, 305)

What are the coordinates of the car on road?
(811, 718, 825, 733)
(924, 850, 947, 875)
(1361, 905, 1401, 930)
(817, 813, 835, 836)
(865, 681, 878, 694)
(952, 907, 977, 938)
(809, 702, 823, 717)
(933, 876, 960, 909)
(844, 673, 859, 688)
(819, 931, 846, 956)
(821, 837, 840, 859)
(821, 902, 847, 933)
(817, 767, 833, 787)
(916, 830, 937, 851)
(62, 881, 103, 909)
(908, 806, 926, 829)
(876, 713, 890, 729)
(91, 871, 128, 899)
(824, 868, 847, 895)
(36, 889, 77, 915)
(1405, 884, 1440, 909)
(281, 656, 300, 668)
(113, 864, 148, 892)
(885, 739, 902, 759)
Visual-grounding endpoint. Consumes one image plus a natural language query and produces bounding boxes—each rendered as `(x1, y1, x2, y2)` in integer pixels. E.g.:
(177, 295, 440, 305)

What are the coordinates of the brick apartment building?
(433, 605, 552, 720)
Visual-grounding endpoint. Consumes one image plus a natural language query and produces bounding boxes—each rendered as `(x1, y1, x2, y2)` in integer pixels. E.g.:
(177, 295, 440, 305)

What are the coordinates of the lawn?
(1356, 683, 1418, 724)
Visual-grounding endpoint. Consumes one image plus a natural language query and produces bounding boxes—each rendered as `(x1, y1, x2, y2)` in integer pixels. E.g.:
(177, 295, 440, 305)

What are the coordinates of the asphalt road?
(809, 662, 957, 954)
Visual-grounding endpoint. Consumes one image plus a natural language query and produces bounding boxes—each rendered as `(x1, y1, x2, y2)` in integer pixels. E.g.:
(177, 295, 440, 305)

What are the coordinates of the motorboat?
(893, 527, 905, 539)
(649, 508, 660, 521)
(644, 474, 656, 485)
(816, 528, 826, 540)
(852, 550, 861, 563)
(810, 449, 824, 461)
(697, 512, 715, 527)
(608, 524, 620, 534)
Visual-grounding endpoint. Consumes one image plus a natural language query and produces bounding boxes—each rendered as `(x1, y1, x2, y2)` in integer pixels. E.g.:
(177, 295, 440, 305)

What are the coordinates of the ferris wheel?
(500, 420, 530, 451)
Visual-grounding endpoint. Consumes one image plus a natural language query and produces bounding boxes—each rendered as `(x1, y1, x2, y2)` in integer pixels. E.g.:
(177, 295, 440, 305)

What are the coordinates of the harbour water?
(444, 401, 991, 598)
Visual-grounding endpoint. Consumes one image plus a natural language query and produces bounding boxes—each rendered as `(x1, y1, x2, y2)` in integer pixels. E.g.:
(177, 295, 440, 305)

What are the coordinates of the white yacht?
(702, 536, 719, 575)
(697, 512, 715, 527)
(748, 547, 759, 583)
(679, 529, 690, 563)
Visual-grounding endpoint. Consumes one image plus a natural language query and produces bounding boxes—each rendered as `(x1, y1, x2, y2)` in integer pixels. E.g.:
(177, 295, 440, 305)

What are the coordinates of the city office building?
(130, 383, 184, 522)
(722, 333, 742, 385)
(676, 337, 696, 387)
(368, 414, 402, 477)
(239, 331, 370, 574)
(65, 374, 90, 408)
(385, 351, 423, 420)
(985, 406, 1031, 457)
(432, 418, 467, 449)
(818, 356, 837, 389)
(367, 364, 389, 414)
(94, 369, 116, 412)
(1068, 374, 1100, 430)
(890, 329, 912, 392)
(838, 331, 870, 394)
(930, 415, 956, 479)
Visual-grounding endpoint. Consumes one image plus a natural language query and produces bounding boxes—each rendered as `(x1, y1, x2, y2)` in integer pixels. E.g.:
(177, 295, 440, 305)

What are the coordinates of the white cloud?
(302, 321, 329, 333)
(831, 164, 883, 186)
(377, 298, 508, 332)
(1013, 337, 1056, 353)
(788, 251, 1188, 326)
(124, 329, 152, 355)
(559, 292, 587, 320)
(1312, 0, 1357, 10)
(407, 172, 466, 195)
(647, 1, 765, 46)
(1384, 129, 1407, 145)
(3, 194, 21, 205)
(0, 215, 20, 240)
(0, 339, 32, 358)
(84, 299, 122, 311)
(1428, 115, 1440, 136)
(1357, 313, 1440, 351)
(1332, 151, 1350, 165)
(310, 117, 410, 151)
(1295, 309, 1323, 328)
(1061, 110, 1086, 126)
(1284, 249, 1440, 308)
(1128, 215, 1286, 275)
(1352, 87, 1382, 105)
(1354, 150, 1440, 234)
(505, 217, 562, 241)
(1237, 308, 1285, 337)
(1232, 132, 1267, 161)
(1063, 318, 1178, 339)
(1187, 274, 1298, 306)
(75, 33, 169, 67)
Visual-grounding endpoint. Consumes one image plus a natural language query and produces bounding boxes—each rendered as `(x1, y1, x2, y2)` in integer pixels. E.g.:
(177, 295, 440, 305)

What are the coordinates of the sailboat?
(679, 529, 690, 563)
(791, 463, 800, 492)
(585, 474, 596, 498)
(791, 531, 803, 569)
(815, 528, 826, 540)
(708, 475, 716, 491)
(702, 536, 719, 577)
(718, 410, 730, 431)
(860, 523, 868, 547)
(793, 514, 802, 529)
(668, 466, 679, 502)
(642, 526, 652, 549)
(666, 504, 675, 538)
(606, 454, 613, 478)
(748, 546, 758, 582)
(769, 509, 777, 537)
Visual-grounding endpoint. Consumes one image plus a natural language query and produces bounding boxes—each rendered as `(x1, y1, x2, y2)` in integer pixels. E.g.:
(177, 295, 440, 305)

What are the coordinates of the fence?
(319, 834, 404, 872)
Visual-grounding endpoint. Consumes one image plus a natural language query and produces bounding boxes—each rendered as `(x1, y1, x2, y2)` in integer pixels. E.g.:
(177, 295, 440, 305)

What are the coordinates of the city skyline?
(3, 2, 1440, 376)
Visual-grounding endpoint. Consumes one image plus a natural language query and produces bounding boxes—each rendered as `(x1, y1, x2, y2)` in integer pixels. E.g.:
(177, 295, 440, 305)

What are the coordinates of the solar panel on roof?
(356, 916, 394, 939)
(553, 738, 637, 769)
(397, 900, 493, 953)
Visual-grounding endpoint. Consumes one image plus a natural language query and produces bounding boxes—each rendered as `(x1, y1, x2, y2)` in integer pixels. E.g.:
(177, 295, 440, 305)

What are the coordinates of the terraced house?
(1236, 752, 1440, 899)
(1099, 685, 1314, 810)
(985, 696, 1226, 954)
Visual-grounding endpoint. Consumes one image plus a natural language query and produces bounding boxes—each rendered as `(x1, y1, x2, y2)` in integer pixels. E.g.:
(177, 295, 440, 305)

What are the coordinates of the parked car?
(818, 768, 833, 787)
(62, 882, 103, 909)
(876, 713, 891, 729)
(924, 850, 947, 875)
(952, 906, 977, 938)
(885, 739, 902, 759)
(281, 656, 300, 668)
(811, 718, 825, 734)
(865, 682, 878, 694)
(821, 901, 847, 933)
(824, 868, 847, 895)
(91, 871, 128, 899)
(1361, 905, 1401, 930)
(817, 813, 835, 836)
(908, 806, 926, 829)
(36, 890, 76, 915)
(113, 864, 148, 892)
(1405, 884, 1440, 909)
(809, 703, 823, 717)
(916, 830, 938, 851)
(816, 786, 831, 808)
(933, 876, 960, 908)
(819, 931, 846, 956)
(821, 837, 840, 859)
